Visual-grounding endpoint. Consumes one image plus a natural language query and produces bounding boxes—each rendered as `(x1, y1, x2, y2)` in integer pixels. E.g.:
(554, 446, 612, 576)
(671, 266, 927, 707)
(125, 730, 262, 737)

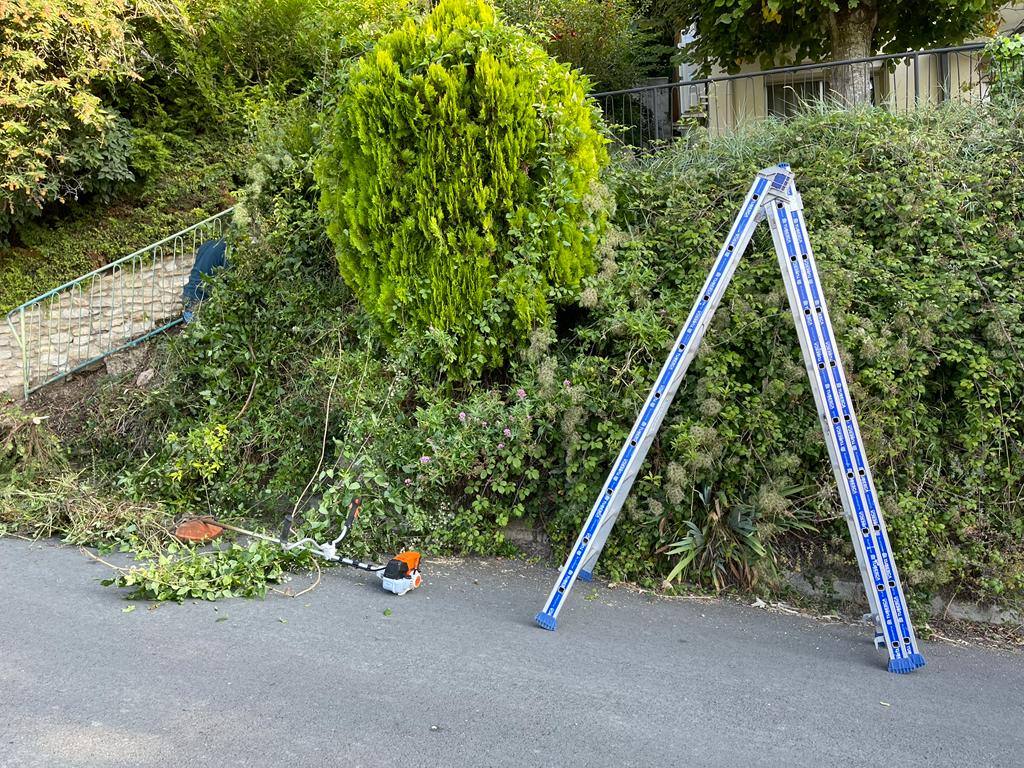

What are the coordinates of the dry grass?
(0, 472, 175, 552)
(2, 403, 173, 552)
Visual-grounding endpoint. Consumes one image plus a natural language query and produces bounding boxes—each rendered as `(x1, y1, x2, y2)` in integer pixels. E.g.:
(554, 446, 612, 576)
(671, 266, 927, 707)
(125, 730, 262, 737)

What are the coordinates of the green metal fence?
(4, 207, 235, 399)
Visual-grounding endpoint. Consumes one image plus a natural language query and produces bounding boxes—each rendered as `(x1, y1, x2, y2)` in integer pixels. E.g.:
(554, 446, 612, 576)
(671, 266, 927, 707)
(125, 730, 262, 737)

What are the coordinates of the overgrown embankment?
(9, 99, 1016, 613)
(0, 136, 241, 313)
(3, 3, 1022, 615)
(0, 0, 416, 311)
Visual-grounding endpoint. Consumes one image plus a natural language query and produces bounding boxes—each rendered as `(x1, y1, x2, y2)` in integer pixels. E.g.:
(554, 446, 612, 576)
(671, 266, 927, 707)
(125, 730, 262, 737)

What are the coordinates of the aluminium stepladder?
(535, 164, 926, 674)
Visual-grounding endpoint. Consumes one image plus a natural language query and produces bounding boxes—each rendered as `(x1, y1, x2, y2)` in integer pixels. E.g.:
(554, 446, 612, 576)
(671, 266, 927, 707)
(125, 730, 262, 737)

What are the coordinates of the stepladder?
(535, 164, 926, 674)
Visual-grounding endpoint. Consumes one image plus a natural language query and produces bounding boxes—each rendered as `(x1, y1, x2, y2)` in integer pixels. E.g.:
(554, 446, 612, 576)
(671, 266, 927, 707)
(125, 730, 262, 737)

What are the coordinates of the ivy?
(986, 33, 1024, 101)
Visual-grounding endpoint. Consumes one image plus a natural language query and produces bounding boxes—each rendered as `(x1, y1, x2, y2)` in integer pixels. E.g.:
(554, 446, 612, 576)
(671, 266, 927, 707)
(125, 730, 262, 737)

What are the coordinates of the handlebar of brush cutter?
(279, 493, 361, 546)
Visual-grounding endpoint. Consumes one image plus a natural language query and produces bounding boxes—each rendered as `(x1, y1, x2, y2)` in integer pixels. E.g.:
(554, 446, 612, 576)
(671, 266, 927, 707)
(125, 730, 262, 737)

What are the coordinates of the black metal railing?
(591, 42, 1020, 148)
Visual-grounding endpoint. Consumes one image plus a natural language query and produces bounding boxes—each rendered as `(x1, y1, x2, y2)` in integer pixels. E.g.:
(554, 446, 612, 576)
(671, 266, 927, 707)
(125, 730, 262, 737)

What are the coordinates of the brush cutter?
(278, 494, 423, 595)
(175, 494, 422, 596)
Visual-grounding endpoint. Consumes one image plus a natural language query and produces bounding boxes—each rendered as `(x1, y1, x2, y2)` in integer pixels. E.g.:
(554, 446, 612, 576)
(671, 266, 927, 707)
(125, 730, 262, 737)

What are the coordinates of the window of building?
(766, 70, 884, 117)
(766, 79, 830, 117)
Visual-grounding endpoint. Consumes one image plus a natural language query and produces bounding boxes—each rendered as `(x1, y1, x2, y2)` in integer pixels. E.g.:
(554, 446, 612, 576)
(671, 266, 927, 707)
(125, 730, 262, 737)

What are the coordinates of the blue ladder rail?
(770, 185, 924, 673)
(534, 169, 775, 631)
(535, 164, 925, 674)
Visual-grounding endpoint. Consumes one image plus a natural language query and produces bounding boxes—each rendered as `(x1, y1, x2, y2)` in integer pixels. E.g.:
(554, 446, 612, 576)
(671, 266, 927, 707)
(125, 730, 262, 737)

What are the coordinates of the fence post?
(19, 308, 29, 400)
(913, 52, 921, 104)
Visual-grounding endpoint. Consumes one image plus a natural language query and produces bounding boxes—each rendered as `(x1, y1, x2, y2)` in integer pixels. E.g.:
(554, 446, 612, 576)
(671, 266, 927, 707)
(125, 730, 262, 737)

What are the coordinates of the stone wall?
(1, 253, 193, 399)
(0, 321, 21, 398)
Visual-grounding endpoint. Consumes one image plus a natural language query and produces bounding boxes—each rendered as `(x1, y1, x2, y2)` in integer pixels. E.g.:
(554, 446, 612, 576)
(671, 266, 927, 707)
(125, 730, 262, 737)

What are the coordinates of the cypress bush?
(316, 0, 608, 382)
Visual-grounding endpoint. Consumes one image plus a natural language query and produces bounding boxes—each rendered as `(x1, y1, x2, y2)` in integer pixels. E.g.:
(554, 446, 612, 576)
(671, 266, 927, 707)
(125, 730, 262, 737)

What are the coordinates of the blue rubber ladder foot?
(535, 612, 558, 631)
(887, 653, 926, 674)
(577, 570, 593, 582)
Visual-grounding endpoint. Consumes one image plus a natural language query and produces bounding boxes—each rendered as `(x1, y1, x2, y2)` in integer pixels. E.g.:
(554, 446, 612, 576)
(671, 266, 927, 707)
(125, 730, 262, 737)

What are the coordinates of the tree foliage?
(125, 0, 424, 126)
(499, 0, 660, 90)
(0, 0, 140, 233)
(667, 0, 1002, 103)
(316, 0, 609, 382)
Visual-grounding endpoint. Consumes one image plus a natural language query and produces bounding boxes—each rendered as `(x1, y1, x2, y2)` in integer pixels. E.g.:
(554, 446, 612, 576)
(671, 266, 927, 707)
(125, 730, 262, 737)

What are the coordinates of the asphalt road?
(1, 538, 1022, 768)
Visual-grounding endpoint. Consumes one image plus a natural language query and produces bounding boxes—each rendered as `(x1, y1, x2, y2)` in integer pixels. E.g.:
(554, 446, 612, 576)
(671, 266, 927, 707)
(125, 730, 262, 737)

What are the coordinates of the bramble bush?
(66, 101, 1024, 611)
(316, 0, 609, 383)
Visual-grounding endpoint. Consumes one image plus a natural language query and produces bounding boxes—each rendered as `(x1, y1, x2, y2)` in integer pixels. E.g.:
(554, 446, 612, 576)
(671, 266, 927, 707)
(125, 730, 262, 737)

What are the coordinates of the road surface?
(1, 538, 1021, 767)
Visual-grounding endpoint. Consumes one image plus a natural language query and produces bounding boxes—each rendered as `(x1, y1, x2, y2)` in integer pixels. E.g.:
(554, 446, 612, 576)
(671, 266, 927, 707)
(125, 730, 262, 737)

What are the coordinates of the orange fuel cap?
(394, 551, 421, 571)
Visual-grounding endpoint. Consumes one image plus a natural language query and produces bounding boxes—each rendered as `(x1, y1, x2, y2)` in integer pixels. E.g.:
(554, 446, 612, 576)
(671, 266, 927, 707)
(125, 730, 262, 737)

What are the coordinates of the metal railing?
(592, 42, 1018, 148)
(5, 207, 235, 398)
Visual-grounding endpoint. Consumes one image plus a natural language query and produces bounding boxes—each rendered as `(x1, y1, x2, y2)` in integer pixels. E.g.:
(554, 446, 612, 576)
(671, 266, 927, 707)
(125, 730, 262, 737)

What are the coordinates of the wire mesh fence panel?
(5, 207, 235, 398)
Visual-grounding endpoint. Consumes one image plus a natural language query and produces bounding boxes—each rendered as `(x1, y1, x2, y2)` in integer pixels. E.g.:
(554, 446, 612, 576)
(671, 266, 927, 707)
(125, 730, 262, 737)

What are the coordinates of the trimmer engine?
(380, 551, 423, 595)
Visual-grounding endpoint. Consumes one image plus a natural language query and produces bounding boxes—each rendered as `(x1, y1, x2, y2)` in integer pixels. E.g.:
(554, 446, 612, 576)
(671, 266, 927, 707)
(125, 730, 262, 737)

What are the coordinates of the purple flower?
(516, 388, 527, 400)
(497, 442, 505, 450)
(458, 412, 467, 422)
(563, 379, 571, 388)
(404, 478, 413, 486)
(503, 427, 512, 437)
(419, 456, 431, 464)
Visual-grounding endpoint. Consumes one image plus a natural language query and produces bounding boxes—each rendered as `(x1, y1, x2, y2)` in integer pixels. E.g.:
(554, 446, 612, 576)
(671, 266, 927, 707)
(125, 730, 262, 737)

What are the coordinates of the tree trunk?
(829, 3, 878, 106)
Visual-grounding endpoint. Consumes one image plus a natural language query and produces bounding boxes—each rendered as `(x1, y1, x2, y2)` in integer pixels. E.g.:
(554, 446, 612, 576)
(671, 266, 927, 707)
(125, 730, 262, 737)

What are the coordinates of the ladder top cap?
(758, 163, 794, 193)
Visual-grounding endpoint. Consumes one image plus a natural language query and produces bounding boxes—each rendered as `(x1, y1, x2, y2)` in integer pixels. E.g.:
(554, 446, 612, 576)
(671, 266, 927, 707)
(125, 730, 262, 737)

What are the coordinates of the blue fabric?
(183, 239, 228, 306)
